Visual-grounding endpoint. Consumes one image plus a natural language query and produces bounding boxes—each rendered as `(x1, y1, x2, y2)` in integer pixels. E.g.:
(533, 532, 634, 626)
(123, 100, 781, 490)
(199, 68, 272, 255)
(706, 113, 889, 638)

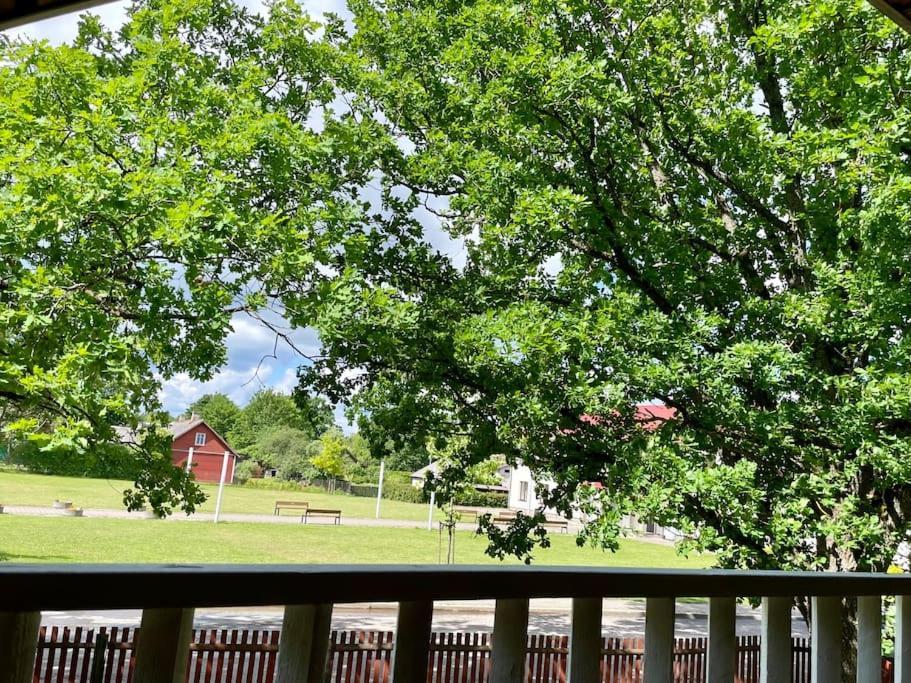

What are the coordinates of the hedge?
(380, 482, 507, 508)
(382, 482, 426, 504)
(10, 442, 140, 480)
(452, 490, 507, 508)
(240, 478, 332, 495)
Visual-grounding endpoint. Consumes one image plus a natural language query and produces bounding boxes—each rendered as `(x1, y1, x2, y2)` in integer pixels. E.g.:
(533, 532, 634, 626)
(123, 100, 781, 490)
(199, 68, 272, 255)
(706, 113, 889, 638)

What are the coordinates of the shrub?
(233, 459, 261, 485)
(241, 477, 307, 492)
(452, 490, 507, 508)
(382, 481, 427, 504)
(384, 470, 414, 486)
(10, 441, 140, 479)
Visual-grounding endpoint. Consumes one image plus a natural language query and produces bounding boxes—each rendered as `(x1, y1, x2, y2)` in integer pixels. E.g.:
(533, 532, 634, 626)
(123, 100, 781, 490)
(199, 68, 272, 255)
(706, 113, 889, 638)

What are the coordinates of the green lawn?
(0, 469, 440, 521)
(0, 514, 712, 566)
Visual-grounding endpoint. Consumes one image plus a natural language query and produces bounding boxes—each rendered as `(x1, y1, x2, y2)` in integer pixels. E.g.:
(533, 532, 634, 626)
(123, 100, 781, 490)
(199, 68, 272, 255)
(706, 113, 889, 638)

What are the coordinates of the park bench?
(491, 514, 517, 526)
(274, 500, 309, 516)
(452, 506, 480, 522)
(302, 508, 341, 525)
(491, 513, 568, 533)
(541, 518, 569, 533)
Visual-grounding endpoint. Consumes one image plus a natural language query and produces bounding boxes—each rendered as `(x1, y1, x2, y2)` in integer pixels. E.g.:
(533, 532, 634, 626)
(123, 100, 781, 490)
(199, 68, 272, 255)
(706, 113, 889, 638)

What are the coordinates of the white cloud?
(273, 366, 299, 395)
(157, 364, 275, 414)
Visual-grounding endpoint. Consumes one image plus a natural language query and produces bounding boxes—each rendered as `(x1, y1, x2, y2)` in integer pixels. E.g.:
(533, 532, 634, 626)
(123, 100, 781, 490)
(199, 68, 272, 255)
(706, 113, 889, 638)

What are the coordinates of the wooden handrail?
(3, 564, 911, 683)
(0, 564, 910, 611)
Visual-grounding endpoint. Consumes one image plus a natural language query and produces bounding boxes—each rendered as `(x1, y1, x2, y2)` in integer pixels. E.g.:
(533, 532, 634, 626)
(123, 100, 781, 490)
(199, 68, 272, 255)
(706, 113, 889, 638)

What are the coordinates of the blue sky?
(2, 0, 468, 431)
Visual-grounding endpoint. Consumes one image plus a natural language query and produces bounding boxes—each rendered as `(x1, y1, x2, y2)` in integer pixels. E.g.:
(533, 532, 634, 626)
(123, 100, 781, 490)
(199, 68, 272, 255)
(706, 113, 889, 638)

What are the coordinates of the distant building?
(116, 416, 238, 484)
(410, 461, 511, 494)
(507, 404, 683, 540)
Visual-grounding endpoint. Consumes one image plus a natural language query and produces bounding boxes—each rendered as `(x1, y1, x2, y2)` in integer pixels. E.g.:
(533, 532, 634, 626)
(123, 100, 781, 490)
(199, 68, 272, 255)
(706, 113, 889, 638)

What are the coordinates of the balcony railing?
(1, 565, 910, 683)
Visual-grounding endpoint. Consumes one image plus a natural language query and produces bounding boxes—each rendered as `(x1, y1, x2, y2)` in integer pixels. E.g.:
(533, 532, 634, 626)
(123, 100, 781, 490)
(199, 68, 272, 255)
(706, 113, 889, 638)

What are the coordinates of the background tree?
(183, 394, 241, 438)
(356, 416, 431, 472)
(309, 429, 348, 480)
(229, 389, 332, 454)
(0, 0, 377, 513)
(246, 426, 320, 480)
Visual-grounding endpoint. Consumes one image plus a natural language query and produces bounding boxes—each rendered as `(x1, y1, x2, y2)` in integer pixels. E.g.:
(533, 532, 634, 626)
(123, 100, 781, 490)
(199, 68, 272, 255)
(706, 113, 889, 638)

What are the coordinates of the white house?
(505, 403, 684, 540)
(506, 461, 554, 514)
(410, 461, 511, 494)
(507, 459, 682, 539)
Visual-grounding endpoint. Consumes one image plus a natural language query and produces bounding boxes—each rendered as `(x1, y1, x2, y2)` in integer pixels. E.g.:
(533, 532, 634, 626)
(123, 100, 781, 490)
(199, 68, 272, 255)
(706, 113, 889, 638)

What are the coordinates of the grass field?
(0, 514, 712, 567)
(0, 469, 440, 521)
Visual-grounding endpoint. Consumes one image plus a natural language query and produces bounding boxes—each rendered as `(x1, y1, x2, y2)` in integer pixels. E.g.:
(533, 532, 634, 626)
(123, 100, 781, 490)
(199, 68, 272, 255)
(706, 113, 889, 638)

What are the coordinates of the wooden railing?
(2, 565, 911, 683)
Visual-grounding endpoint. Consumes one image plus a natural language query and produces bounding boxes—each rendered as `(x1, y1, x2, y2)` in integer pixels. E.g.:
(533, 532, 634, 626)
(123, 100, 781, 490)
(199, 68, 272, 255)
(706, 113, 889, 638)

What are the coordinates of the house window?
(519, 481, 528, 502)
(194, 432, 206, 446)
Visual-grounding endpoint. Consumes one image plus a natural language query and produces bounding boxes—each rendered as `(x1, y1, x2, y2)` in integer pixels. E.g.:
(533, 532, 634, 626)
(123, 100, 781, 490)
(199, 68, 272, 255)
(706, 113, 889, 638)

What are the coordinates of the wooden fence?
(32, 627, 893, 683)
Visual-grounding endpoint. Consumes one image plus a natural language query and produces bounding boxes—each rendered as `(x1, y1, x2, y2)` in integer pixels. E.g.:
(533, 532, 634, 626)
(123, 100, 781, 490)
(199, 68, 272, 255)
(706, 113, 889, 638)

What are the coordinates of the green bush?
(240, 477, 307, 492)
(384, 470, 414, 486)
(452, 489, 507, 508)
(382, 481, 427, 504)
(233, 459, 261, 485)
(10, 441, 140, 479)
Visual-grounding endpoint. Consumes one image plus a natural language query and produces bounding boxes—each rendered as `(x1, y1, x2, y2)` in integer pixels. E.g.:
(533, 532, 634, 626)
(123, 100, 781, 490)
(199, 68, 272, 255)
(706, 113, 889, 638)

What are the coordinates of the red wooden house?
(116, 416, 238, 483)
(168, 417, 238, 483)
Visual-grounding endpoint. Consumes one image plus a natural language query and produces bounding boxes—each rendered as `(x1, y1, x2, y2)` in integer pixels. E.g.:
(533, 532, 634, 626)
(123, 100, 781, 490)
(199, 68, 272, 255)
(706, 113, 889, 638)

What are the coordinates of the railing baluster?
(276, 604, 333, 683)
(391, 601, 433, 683)
(0, 610, 41, 683)
(490, 598, 529, 683)
(810, 596, 841, 683)
(132, 607, 195, 683)
(707, 597, 735, 683)
(643, 597, 674, 683)
(856, 596, 881, 683)
(759, 597, 791, 683)
(568, 598, 602, 683)
(895, 595, 911, 683)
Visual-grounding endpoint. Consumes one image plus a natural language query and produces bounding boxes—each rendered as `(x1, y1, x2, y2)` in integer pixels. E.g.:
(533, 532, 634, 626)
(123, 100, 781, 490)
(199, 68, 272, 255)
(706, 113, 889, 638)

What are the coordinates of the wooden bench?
(452, 506, 480, 522)
(274, 500, 309, 516)
(491, 514, 568, 533)
(302, 508, 341, 525)
(541, 518, 569, 533)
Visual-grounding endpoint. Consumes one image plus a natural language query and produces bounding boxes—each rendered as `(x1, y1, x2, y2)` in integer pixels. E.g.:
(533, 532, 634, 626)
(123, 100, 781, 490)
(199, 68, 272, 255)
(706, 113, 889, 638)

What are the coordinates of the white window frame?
(519, 481, 529, 502)
(194, 432, 206, 446)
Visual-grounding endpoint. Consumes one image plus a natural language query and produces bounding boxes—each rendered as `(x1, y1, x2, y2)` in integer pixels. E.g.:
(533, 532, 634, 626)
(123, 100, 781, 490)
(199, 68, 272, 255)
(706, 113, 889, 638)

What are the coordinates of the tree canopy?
(228, 389, 332, 453)
(292, 0, 911, 578)
(7, 0, 911, 591)
(0, 0, 374, 513)
(183, 393, 241, 438)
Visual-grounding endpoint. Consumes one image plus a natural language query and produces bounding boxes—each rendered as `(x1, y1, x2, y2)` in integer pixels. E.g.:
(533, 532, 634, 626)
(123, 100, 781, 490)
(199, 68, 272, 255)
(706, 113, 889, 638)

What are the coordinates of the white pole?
(213, 450, 230, 524)
(375, 459, 385, 519)
(185, 446, 194, 473)
(427, 491, 436, 531)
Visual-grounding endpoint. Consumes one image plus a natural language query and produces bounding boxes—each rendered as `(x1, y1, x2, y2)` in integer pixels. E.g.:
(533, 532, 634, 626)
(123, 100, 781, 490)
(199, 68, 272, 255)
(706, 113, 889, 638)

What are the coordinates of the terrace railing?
(1, 565, 910, 683)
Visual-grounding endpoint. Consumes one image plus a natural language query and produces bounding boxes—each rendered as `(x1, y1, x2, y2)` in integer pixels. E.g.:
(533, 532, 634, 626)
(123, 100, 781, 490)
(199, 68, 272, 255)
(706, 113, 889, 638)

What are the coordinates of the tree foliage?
(0, 0, 378, 513)
(9, 0, 911, 604)
(228, 389, 332, 453)
(183, 393, 241, 438)
(309, 428, 348, 478)
(247, 425, 320, 480)
(291, 0, 911, 582)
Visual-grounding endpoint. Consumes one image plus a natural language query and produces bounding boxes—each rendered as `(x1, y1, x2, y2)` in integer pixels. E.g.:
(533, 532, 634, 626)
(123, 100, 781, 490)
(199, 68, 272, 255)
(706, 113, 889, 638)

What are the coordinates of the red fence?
(32, 626, 893, 683)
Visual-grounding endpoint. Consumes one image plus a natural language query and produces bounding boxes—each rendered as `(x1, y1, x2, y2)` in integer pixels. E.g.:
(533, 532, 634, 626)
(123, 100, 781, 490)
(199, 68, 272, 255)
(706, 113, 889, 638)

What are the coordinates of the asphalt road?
(41, 599, 810, 637)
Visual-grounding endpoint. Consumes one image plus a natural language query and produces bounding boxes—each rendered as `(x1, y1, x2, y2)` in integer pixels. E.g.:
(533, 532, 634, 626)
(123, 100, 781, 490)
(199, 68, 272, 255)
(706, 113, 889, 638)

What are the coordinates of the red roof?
(577, 404, 677, 431)
(633, 404, 677, 430)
